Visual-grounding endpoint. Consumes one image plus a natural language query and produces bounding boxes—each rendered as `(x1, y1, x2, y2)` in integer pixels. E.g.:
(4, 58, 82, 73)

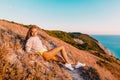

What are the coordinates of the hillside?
(0, 20, 120, 80)
(45, 30, 116, 62)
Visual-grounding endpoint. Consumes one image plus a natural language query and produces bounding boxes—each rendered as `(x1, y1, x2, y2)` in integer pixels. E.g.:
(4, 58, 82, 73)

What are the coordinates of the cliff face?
(0, 20, 120, 80)
(96, 42, 114, 56)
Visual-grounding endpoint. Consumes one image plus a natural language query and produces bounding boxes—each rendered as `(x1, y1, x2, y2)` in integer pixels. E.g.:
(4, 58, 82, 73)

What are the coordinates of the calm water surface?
(91, 35, 120, 59)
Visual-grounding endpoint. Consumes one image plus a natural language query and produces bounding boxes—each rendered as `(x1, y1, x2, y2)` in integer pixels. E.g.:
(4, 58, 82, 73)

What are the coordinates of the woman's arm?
(25, 38, 32, 53)
(44, 44, 51, 50)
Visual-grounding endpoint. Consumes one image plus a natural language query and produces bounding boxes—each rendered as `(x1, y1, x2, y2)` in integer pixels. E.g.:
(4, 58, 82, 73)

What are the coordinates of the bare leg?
(52, 55, 65, 63)
(43, 46, 73, 64)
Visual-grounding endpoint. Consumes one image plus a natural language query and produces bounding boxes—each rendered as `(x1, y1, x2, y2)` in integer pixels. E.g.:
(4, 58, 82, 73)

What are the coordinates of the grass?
(45, 30, 120, 66)
(45, 30, 106, 55)
(96, 60, 120, 79)
(0, 47, 9, 59)
(23, 25, 32, 28)
(0, 21, 120, 80)
(45, 30, 85, 50)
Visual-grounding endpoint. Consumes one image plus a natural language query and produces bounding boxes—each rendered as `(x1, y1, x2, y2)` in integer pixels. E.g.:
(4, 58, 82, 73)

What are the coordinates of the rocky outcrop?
(73, 37, 114, 56)
(97, 42, 114, 56)
(73, 38, 84, 44)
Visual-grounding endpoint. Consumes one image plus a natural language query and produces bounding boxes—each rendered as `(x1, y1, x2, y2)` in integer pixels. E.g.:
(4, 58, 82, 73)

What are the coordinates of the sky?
(0, 0, 120, 35)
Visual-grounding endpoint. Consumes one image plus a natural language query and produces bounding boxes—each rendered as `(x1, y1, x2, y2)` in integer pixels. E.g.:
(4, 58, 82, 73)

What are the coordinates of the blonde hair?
(25, 26, 38, 41)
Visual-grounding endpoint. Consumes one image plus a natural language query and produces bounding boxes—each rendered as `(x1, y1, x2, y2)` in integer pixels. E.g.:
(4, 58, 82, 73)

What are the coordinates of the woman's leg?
(52, 55, 65, 63)
(43, 46, 73, 64)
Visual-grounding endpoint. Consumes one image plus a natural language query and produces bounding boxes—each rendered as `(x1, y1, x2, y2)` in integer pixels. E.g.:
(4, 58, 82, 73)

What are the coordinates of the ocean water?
(91, 35, 120, 59)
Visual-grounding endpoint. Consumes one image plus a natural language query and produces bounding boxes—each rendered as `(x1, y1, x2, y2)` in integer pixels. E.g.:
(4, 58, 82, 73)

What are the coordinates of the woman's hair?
(25, 26, 38, 41)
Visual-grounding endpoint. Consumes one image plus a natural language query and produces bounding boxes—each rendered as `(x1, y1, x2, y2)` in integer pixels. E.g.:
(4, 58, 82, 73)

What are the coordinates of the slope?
(0, 20, 120, 80)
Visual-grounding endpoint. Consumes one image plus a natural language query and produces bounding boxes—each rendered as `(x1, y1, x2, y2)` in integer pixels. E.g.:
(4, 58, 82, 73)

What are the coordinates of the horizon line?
(1, 19, 120, 35)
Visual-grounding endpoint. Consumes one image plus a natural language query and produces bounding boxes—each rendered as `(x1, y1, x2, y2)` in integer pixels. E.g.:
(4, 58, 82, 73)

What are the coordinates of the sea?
(91, 35, 120, 59)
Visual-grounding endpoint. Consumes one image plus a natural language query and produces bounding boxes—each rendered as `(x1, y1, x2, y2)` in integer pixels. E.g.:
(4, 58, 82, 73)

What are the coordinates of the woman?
(25, 26, 85, 70)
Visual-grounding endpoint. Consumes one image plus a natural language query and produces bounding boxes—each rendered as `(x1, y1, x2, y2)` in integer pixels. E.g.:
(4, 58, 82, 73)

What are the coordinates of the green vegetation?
(23, 25, 31, 28)
(45, 30, 120, 64)
(91, 51, 115, 63)
(76, 34, 105, 53)
(45, 30, 85, 49)
(45, 30, 105, 53)
(0, 20, 120, 80)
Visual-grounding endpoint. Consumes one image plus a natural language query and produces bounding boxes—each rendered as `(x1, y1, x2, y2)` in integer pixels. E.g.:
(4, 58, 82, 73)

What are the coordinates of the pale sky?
(0, 0, 120, 35)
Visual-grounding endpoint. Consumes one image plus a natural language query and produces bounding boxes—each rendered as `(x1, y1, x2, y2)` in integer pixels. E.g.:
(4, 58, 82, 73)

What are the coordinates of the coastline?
(91, 35, 120, 59)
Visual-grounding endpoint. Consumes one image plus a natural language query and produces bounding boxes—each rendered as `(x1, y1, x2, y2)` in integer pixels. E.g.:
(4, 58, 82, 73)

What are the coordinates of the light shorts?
(39, 49, 47, 56)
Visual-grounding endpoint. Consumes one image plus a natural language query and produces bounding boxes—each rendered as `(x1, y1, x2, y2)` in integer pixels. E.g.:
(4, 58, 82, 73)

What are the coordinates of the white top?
(25, 36, 46, 53)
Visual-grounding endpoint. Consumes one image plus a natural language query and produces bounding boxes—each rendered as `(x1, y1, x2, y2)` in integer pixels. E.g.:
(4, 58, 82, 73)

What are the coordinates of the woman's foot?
(74, 62, 86, 68)
(65, 63, 74, 71)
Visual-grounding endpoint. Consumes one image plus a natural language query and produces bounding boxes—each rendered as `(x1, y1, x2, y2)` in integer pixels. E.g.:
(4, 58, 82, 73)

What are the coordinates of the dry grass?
(0, 20, 120, 80)
(0, 27, 72, 80)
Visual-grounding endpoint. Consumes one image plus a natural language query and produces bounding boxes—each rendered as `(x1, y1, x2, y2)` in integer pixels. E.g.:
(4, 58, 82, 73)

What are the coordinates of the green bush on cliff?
(45, 30, 120, 64)
(45, 30, 105, 53)
(45, 30, 85, 50)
